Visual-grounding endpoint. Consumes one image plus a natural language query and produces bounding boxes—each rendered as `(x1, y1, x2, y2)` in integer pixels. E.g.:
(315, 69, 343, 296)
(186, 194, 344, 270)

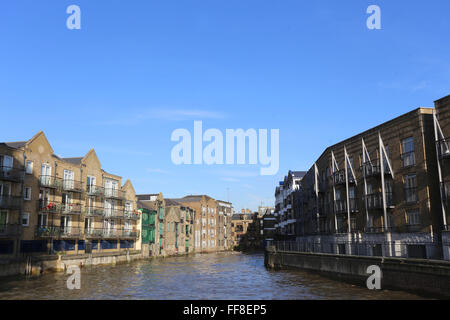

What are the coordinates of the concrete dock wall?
(265, 247, 450, 298)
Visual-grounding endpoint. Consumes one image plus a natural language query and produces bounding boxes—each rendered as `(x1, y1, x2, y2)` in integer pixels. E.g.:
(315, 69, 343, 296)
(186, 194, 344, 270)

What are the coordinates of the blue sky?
(1, 1, 449, 211)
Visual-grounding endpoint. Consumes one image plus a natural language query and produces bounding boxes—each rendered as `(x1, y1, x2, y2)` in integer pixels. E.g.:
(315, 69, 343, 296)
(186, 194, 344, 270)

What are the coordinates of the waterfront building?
(176, 195, 219, 253)
(274, 171, 306, 239)
(279, 95, 450, 259)
(231, 213, 253, 248)
(137, 193, 165, 256)
(0, 131, 141, 257)
(163, 199, 194, 255)
(216, 200, 233, 250)
(435, 96, 450, 259)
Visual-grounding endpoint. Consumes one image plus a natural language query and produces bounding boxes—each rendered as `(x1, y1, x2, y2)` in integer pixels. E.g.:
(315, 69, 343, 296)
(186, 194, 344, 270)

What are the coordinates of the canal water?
(0, 252, 424, 299)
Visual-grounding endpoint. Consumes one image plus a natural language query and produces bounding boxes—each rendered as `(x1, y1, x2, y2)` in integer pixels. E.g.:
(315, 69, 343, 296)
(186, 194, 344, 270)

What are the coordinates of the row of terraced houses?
(0, 131, 234, 265)
(272, 95, 450, 260)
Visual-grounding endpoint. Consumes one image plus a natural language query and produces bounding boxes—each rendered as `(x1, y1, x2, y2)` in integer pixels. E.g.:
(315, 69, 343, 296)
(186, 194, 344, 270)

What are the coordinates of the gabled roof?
(61, 157, 83, 165)
(179, 195, 214, 202)
(1, 141, 27, 149)
(137, 194, 159, 201)
(165, 198, 181, 206)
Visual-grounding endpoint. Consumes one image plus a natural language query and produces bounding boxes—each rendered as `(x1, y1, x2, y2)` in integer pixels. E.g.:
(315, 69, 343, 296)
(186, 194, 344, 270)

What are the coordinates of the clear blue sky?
(1, 1, 449, 211)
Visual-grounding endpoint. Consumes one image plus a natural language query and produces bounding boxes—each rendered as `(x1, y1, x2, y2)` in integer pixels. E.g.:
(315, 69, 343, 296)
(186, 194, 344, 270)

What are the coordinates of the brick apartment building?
(273, 95, 450, 260)
(0, 131, 141, 257)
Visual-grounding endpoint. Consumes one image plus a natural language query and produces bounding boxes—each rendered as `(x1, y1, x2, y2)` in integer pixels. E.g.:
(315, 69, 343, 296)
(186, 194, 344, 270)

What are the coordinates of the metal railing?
(103, 207, 124, 219)
(103, 188, 126, 200)
(84, 206, 105, 217)
(37, 201, 82, 215)
(0, 195, 22, 210)
(0, 224, 21, 237)
(86, 185, 105, 197)
(0, 166, 25, 182)
(334, 199, 358, 214)
(333, 170, 355, 185)
(35, 226, 83, 238)
(270, 239, 443, 259)
(39, 176, 83, 192)
(124, 211, 140, 220)
(436, 137, 450, 160)
(365, 192, 394, 209)
(361, 160, 391, 177)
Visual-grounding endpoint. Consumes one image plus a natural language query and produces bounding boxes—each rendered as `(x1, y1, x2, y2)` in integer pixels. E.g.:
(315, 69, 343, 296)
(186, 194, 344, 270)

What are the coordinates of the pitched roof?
(137, 194, 159, 201)
(165, 198, 181, 206)
(61, 157, 83, 165)
(179, 195, 214, 202)
(0, 141, 27, 149)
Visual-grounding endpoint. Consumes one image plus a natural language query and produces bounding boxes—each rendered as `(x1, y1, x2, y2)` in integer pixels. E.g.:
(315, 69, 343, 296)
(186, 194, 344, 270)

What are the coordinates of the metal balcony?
(103, 188, 126, 200)
(37, 201, 82, 215)
(0, 166, 24, 182)
(39, 176, 83, 192)
(122, 230, 140, 239)
(437, 137, 450, 160)
(102, 208, 124, 219)
(0, 224, 20, 237)
(124, 211, 140, 220)
(86, 185, 105, 197)
(0, 195, 22, 210)
(333, 170, 355, 186)
(35, 226, 83, 238)
(361, 160, 391, 177)
(365, 192, 394, 210)
(84, 206, 105, 217)
(334, 199, 358, 214)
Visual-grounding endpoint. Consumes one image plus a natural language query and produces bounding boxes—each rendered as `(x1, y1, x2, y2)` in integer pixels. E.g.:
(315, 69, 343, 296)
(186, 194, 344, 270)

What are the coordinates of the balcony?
(334, 199, 358, 214)
(0, 166, 24, 182)
(35, 226, 83, 238)
(0, 195, 22, 210)
(365, 192, 394, 210)
(102, 207, 124, 219)
(84, 206, 105, 217)
(122, 230, 140, 239)
(60, 203, 83, 215)
(333, 170, 355, 186)
(124, 211, 140, 220)
(39, 176, 83, 192)
(86, 185, 105, 197)
(361, 160, 391, 177)
(436, 137, 450, 160)
(0, 224, 20, 237)
(37, 201, 82, 215)
(103, 188, 126, 200)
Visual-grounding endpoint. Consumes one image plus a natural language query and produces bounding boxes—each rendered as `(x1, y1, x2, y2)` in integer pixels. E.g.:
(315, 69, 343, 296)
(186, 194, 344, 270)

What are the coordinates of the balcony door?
(63, 170, 74, 190)
(104, 199, 113, 217)
(104, 219, 115, 236)
(39, 189, 51, 208)
(0, 182, 11, 197)
(60, 216, 71, 234)
(87, 176, 96, 193)
(62, 193, 73, 213)
(40, 163, 51, 185)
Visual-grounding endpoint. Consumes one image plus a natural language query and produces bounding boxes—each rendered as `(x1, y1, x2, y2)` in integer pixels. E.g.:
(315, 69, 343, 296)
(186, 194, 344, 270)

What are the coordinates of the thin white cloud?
(220, 177, 240, 182)
(146, 168, 173, 175)
(99, 109, 227, 126)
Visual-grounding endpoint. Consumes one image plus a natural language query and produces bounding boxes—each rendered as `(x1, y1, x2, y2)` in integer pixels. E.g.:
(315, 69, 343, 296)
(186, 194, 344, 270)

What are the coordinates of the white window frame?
(25, 160, 33, 174)
(24, 187, 31, 200)
(21, 212, 30, 226)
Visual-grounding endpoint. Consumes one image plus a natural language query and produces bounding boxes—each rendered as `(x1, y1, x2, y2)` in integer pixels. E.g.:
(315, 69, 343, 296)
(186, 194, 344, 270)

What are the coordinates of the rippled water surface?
(0, 252, 424, 299)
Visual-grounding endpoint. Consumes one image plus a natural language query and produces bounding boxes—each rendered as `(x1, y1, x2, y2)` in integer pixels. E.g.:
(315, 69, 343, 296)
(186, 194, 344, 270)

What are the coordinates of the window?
(406, 210, 420, 225)
(24, 187, 31, 200)
(37, 213, 48, 227)
(404, 174, 417, 203)
(26, 160, 33, 174)
(21, 213, 29, 226)
(401, 137, 415, 167)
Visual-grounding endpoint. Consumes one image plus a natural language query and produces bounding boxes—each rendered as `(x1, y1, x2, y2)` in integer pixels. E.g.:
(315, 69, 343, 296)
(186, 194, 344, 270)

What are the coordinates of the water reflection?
(0, 252, 423, 300)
